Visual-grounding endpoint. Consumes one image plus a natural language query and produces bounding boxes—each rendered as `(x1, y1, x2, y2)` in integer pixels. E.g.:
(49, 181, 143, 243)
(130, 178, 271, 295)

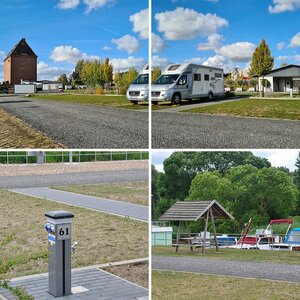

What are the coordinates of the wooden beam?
(176, 220, 182, 252)
(210, 208, 219, 252)
(186, 221, 193, 252)
(202, 211, 209, 254)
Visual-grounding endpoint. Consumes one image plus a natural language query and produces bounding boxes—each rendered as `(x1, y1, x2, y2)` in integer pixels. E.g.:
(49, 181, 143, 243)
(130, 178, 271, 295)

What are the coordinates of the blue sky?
(0, 0, 148, 81)
(152, 0, 300, 72)
(152, 150, 300, 172)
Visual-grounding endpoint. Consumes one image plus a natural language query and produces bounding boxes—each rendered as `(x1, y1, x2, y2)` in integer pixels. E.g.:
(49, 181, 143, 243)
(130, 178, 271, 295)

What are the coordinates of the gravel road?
(152, 112, 300, 148)
(0, 96, 148, 148)
(152, 256, 300, 282)
(0, 169, 148, 189)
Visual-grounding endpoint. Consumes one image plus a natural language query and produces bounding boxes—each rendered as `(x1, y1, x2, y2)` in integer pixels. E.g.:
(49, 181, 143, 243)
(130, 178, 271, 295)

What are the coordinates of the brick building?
(4, 38, 37, 84)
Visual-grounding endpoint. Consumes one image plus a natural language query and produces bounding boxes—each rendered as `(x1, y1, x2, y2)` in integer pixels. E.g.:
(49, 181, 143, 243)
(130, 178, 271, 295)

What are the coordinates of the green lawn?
(54, 181, 148, 206)
(183, 98, 300, 120)
(152, 246, 300, 264)
(30, 94, 148, 109)
(0, 190, 148, 280)
(152, 270, 300, 300)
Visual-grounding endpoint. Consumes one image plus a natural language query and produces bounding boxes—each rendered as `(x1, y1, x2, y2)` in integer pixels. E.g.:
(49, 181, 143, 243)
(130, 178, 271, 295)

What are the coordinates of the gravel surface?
(0, 160, 148, 176)
(0, 96, 148, 148)
(0, 169, 148, 189)
(152, 256, 300, 282)
(152, 112, 300, 148)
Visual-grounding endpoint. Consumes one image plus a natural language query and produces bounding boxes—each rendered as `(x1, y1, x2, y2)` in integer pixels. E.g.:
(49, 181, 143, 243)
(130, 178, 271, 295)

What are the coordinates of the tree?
(70, 60, 85, 86)
(293, 153, 300, 215)
(80, 59, 105, 87)
(57, 74, 69, 85)
(249, 39, 274, 97)
(103, 57, 113, 84)
(152, 67, 161, 83)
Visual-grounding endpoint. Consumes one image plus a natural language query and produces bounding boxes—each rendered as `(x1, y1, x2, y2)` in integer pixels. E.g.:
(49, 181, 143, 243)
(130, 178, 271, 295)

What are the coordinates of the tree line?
(152, 152, 300, 233)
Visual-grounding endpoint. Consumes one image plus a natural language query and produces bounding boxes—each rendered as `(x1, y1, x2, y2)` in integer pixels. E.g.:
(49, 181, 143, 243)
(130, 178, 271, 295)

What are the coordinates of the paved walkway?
(156, 97, 244, 113)
(152, 256, 300, 282)
(6, 268, 148, 299)
(11, 187, 148, 221)
(0, 169, 148, 189)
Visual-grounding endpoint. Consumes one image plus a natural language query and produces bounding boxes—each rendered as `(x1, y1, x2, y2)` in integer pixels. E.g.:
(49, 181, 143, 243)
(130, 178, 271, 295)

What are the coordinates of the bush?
(95, 86, 104, 95)
(118, 86, 128, 95)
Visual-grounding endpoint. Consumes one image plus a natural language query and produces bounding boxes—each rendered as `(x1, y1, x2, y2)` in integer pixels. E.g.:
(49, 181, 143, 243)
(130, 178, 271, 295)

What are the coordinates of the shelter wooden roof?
(159, 200, 234, 222)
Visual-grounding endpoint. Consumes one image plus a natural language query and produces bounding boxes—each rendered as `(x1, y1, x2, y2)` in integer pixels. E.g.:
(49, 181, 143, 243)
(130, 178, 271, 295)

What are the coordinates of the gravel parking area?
(152, 112, 300, 148)
(0, 96, 148, 148)
(152, 256, 300, 282)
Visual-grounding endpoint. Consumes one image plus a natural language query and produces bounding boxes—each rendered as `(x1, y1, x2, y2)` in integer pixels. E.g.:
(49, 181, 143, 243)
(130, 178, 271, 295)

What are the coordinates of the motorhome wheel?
(131, 101, 138, 104)
(172, 93, 182, 105)
(208, 92, 213, 100)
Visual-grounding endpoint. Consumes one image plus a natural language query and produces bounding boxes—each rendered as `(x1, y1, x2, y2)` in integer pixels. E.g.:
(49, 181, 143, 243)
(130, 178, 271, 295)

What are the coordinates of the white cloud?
(155, 7, 228, 40)
(112, 34, 141, 54)
(111, 56, 145, 72)
(203, 55, 226, 68)
(268, 0, 300, 13)
(130, 9, 149, 39)
(57, 0, 80, 9)
(277, 41, 286, 50)
(50, 45, 99, 64)
(152, 33, 166, 53)
(217, 42, 256, 62)
(197, 33, 224, 51)
(289, 32, 300, 48)
(152, 55, 170, 68)
(103, 45, 112, 51)
(83, 0, 112, 13)
(277, 54, 300, 62)
(184, 57, 205, 64)
(37, 61, 71, 81)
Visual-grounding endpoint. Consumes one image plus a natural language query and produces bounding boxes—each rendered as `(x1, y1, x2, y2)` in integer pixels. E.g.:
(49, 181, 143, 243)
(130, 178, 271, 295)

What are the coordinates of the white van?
(151, 63, 224, 105)
(126, 64, 149, 104)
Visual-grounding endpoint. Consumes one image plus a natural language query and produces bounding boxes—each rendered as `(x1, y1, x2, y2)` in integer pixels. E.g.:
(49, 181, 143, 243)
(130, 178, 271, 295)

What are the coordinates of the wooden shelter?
(159, 200, 234, 253)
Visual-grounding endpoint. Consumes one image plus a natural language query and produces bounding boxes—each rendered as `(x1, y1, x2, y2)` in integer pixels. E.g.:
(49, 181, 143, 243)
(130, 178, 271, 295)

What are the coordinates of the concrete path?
(10, 187, 148, 221)
(7, 268, 148, 299)
(152, 112, 300, 148)
(156, 97, 244, 113)
(0, 96, 148, 148)
(0, 169, 148, 189)
(152, 256, 300, 283)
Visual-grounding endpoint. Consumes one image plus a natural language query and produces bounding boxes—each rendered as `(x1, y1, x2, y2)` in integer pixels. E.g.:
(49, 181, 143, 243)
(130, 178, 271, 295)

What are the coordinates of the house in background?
(259, 65, 300, 92)
(4, 38, 37, 85)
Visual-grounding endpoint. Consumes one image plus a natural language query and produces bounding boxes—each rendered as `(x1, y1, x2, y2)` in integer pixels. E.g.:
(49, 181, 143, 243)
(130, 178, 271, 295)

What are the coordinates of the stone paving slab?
(10, 187, 148, 221)
(7, 268, 148, 299)
(0, 161, 148, 177)
(0, 287, 17, 300)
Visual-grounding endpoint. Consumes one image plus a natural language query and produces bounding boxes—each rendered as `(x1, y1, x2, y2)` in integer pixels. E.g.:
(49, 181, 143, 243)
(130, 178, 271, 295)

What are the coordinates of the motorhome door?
(176, 73, 192, 99)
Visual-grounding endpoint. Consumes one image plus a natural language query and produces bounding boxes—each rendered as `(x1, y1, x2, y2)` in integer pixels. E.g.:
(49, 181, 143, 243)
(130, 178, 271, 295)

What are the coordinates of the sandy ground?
(0, 160, 148, 177)
(0, 107, 62, 148)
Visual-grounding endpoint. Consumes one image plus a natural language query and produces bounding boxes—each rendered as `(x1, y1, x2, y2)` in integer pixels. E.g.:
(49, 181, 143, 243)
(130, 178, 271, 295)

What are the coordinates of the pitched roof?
(159, 200, 234, 221)
(266, 64, 300, 75)
(4, 38, 37, 60)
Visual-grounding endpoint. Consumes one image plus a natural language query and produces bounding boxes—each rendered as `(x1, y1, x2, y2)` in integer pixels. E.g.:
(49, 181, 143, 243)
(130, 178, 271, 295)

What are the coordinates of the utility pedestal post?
(45, 211, 74, 297)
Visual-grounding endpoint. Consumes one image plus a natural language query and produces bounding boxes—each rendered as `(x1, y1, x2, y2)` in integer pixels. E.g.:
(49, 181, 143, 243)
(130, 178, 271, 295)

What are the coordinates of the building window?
(194, 74, 201, 81)
(215, 73, 222, 78)
(204, 74, 210, 81)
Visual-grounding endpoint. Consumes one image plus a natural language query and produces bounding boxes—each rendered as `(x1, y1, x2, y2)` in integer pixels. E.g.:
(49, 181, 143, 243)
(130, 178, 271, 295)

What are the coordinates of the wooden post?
(187, 221, 193, 252)
(202, 211, 209, 254)
(210, 208, 219, 252)
(176, 221, 182, 252)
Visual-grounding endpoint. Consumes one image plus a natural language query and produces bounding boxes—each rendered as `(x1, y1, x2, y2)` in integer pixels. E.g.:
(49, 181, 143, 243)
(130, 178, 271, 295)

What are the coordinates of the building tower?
(4, 38, 37, 84)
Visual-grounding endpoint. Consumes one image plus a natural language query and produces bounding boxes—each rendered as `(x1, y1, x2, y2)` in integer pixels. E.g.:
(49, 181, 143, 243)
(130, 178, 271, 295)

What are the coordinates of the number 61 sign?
(56, 224, 71, 240)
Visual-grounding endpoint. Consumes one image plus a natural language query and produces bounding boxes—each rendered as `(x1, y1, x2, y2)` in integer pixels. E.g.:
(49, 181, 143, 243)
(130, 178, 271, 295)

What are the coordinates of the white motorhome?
(126, 64, 149, 104)
(151, 63, 224, 105)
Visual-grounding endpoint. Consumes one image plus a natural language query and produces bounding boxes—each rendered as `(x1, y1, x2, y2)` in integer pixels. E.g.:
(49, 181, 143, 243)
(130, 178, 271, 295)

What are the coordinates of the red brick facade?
(4, 38, 37, 84)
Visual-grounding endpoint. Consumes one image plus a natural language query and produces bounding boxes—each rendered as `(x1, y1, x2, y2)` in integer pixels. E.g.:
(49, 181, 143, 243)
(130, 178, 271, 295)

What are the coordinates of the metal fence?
(0, 151, 148, 164)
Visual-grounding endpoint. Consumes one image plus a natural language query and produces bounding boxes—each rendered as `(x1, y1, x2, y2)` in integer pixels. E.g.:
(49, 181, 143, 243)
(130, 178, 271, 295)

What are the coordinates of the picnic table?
(172, 236, 215, 252)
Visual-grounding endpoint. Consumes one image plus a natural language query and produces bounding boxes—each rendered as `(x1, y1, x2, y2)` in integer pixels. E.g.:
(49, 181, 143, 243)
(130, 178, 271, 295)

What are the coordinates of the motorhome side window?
(177, 75, 187, 85)
(204, 74, 210, 81)
(194, 74, 201, 81)
(215, 73, 222, 78)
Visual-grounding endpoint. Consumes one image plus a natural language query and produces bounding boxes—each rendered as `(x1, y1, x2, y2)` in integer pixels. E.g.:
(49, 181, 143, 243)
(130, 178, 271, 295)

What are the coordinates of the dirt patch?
(103, 263, 148, 288)
(0, 107, 62, 148)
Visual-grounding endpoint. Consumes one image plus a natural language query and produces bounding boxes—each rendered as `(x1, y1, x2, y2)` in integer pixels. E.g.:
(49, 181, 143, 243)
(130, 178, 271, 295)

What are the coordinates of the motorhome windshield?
(132, 74, 148, 84)
(154, 74, 179, 85)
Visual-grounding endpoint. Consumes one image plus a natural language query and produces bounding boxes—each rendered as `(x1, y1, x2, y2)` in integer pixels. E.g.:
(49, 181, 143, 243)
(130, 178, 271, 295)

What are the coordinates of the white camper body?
(126, 64, 149, 104)
(151, 63, 224, 105)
